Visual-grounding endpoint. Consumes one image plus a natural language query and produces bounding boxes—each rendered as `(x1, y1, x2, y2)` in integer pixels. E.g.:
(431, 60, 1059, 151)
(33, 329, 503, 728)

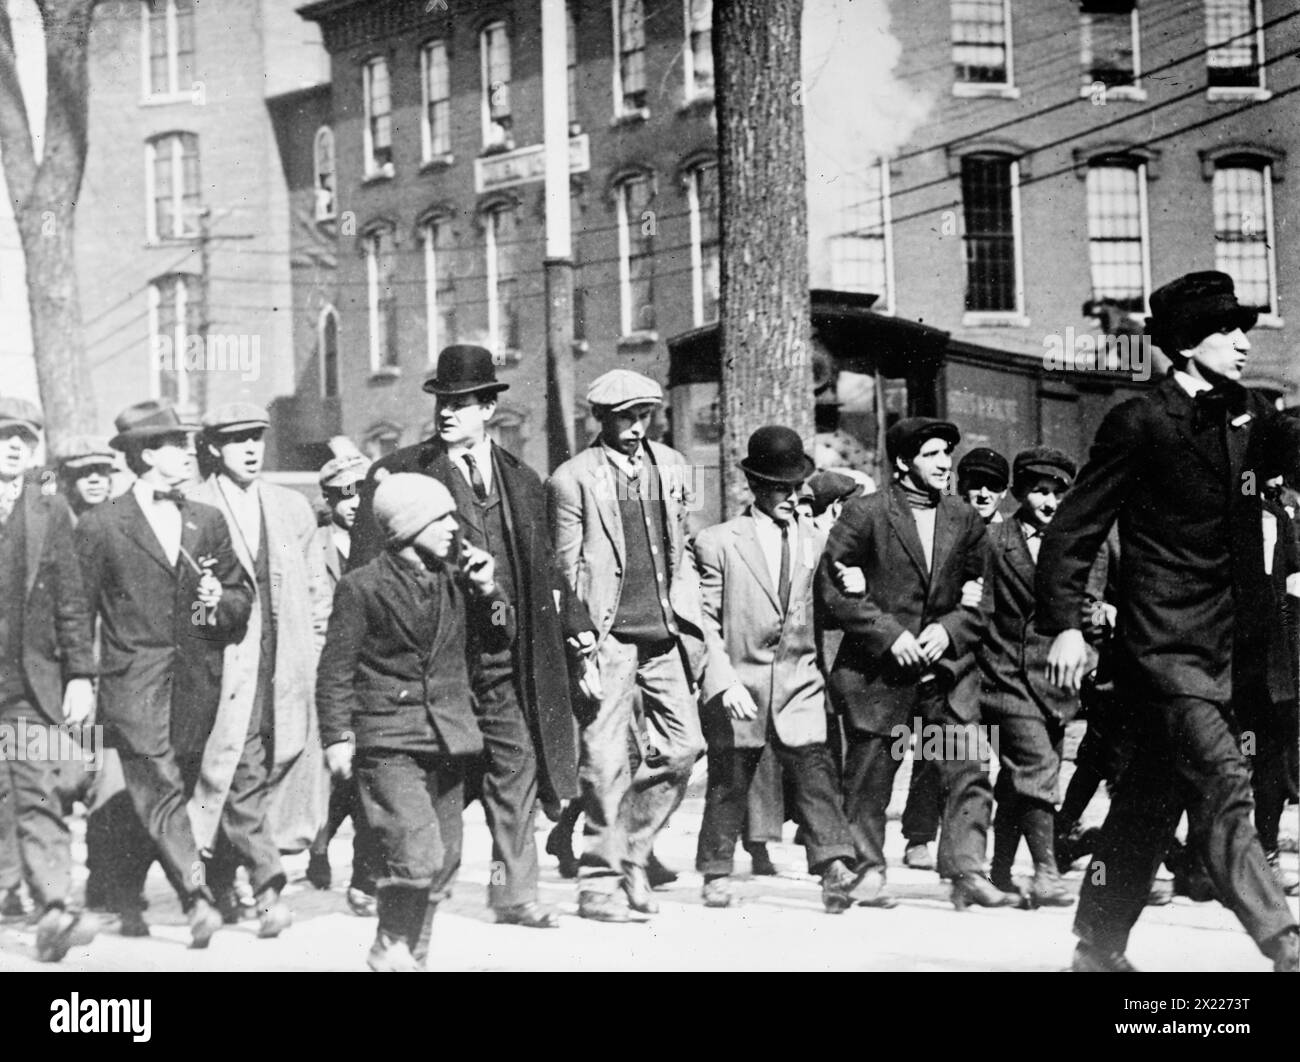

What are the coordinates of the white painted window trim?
(1207, 0, 1268, 97)
(318, 304, 339, 399)
(611, 0, 648, 120)
(362, 57, 394, 180)
(421, 40, 451, 163)
(952, 0, 1016, 92)
(422, 221, 441, 368)
(145, 134, 193, 243)
(616, 179, 634, 336)
(141, 0, 189, 101)
(313, 126, 336, 222)
(486, 210, 502, 356)
(480, 21, 512, 151)
(149, 276, 189, 405)
(365, 232, 382, 373)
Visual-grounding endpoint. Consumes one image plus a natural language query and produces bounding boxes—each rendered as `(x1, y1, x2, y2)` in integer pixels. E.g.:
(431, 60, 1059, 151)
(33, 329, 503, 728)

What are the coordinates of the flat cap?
(586, 369, 663, 412)
(55, 435, 116, 471)
(202, 402, 270, 433)
(1012, 446, 1076, 490)
(957, 447, 1010, 490)
(885, 417, 960, 464)
(0, 397, 43, 435)
(319, 453, 371, 491)
(803, 470, 862, 516)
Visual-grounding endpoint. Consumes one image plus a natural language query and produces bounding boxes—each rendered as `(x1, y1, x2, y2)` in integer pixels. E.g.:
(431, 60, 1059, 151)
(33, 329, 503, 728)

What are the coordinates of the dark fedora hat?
(1145, 271, 1258, 356)
(109, 400, 200, 451)
(739, 425, 815, 486)
(422, 345, 510, 397)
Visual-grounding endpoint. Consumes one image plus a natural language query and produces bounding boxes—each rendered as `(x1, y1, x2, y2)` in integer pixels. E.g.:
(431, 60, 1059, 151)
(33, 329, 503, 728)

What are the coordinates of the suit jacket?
(313, 523, 346, 593)
(10, 484, 96, 723)
(76, 490, 252, 758)
(1036, 372, 1300, 704)
(817, 483, 989, 733)
(546, 440, 705, 677)
(186, 477, 331, 850)
(315, 550, 514, 756)
(692, 510, 828, 749)
(979, 517, 1091, 724)
(350, 436, 580, 801)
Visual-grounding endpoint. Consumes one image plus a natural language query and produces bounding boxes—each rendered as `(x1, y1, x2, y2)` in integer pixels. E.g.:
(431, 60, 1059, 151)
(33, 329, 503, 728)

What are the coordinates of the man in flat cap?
(818, 417, 1012, 910)
(55, 436, 117, 518)
(351, 345, 578, 929)
(546, 368, 706, 922)
(1039, 270, 1300, 971)
(185, 403, 330, 938)
(76, 400, 252, 947)
(316, 474, 512, 970)
(980, 447, 1086, 909)
(957, 447, 1010, 526)
(0, 397, 99, 961)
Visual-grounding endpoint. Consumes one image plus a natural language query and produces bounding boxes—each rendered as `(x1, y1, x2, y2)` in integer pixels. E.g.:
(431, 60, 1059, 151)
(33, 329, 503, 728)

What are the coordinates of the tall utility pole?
(541, 0, 576, 471)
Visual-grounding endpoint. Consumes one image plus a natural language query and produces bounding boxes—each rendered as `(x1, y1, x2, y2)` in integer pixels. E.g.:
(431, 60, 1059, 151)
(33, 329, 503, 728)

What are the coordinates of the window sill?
(962, 312, 1030, 328)
(617, 331, 659, 351)
(479, 140, 517, 157)
(143, 236, 198, 248)
(1254, 313, 1284, 329)
(140, 92, 193, 107)
(368, 367, 401, 384)
(610, 107, 650, 128)
(315, 214, 337, 227)
(952, 83, 1019, 100)
(420, 154, 455, 174)
(1078, 83, 1146, 102)
(362, 165, 395, 185)
(677, 92, 715, 116)
(1207, 86, 1270, 102)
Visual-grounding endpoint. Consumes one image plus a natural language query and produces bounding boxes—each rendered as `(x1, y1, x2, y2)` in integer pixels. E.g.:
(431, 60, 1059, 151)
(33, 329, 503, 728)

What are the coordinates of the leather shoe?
(903, 843, 936, 871)
(852, 867, 898, 909)
(35, 908, 98, 963)
(702, 877, 735, 908)
(622, 865, 660, 915)
(347, 886, 378, 917)
(646, 852, 678, 888)
(744, 842, 778, 877)
(951, 873, 1018, 910)
(495, 901, 561, 928)
(306, 851, 332, 890)
(1072, 941, 1138, 972)
(578, 891, 646, 923)
(367, 932, 420, 972)
(119, 909, 150, 938)
(256, 888, 293, 939)
(188, 898, 222, 949)
(820, 860, 859, 913)
(1266, 928, 1298, 972)
(545, 825, 580, 879)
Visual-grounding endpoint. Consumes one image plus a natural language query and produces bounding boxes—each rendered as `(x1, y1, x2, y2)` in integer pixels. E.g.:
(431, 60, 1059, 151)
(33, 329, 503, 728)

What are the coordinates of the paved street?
(2, 755, 1296, 973)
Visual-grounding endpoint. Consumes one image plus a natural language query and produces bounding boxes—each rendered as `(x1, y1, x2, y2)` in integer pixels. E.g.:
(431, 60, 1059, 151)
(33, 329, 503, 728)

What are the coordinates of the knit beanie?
(373, 473, 456, 547)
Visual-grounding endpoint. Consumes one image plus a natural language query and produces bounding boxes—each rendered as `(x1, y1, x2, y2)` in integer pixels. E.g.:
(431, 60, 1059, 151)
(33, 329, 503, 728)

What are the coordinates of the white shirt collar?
(1173, 368, 1215, 397)
(448, 436, 495, 490)
(750, 504, 794, 531)
(132, 478, 163, 508)
(600, 439, 645, 477)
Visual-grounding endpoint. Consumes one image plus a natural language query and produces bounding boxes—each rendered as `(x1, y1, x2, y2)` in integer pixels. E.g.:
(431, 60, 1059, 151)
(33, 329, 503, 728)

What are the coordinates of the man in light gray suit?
(546, 370, 705, 923)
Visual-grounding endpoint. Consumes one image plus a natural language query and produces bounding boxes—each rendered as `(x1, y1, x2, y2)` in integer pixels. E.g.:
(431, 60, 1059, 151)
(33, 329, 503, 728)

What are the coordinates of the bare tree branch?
(0, 2, 38, 205)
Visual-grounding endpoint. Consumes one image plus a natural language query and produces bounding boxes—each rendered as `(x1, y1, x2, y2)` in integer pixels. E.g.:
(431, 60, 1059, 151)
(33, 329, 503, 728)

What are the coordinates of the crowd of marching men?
(0, 269, 1297, 972)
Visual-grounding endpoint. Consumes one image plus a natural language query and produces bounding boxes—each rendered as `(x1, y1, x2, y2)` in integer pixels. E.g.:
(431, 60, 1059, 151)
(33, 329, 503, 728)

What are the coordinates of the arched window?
(314, 127, 336, 221)
(318, 305, 339, 398)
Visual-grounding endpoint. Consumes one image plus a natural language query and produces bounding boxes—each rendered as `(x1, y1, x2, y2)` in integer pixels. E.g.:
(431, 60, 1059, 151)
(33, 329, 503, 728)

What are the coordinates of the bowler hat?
(739, 426, 816, 486)
(957, 447, 1010, 490)
(1012, 446, 1076, 492)
(1145, 271, 1258, 356)
(202, 402, 270, 434)
(109, 400, 200, 451)
(422, 345, 509, 397)
(885, 417, 960, 464)
(0, 397, 43, 436)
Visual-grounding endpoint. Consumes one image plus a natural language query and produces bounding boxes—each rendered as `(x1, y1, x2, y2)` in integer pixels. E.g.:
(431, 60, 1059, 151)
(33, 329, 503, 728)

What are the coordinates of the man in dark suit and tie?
(818, 418, 1014, 910)
(351, 346, 578, 929)
(0, 398, 99, 961)
(76, 400, 252, 948)
(1038, 271, 1300, 972)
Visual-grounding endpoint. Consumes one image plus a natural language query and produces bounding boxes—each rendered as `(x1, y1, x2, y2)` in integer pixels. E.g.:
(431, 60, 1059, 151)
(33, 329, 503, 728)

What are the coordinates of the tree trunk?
(0, 1, 99, 451)
(714, 0, 812, 517)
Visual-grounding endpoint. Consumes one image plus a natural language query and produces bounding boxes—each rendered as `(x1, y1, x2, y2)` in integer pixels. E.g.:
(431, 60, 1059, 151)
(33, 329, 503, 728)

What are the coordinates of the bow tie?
(153, 488, 186, 505)
(1191, 386, 1247, 431)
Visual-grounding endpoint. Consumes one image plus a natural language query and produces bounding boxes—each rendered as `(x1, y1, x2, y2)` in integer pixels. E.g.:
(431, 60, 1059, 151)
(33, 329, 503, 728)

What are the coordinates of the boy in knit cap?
(316, 473, 514, 971)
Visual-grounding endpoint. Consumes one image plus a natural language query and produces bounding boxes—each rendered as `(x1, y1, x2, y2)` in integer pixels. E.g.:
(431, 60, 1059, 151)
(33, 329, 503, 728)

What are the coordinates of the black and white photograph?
(0, 0, 1297, 1013)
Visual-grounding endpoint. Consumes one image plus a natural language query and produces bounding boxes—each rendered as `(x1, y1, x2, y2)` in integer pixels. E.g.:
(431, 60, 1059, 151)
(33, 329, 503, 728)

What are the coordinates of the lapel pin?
(1231, 413, 1252, 429)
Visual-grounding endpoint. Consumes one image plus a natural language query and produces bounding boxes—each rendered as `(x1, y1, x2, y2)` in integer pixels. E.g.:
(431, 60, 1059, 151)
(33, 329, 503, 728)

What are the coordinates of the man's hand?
(890, 630, 927, 670)
(325, 740, 354, 781)
(916, 623, 951, 663)
(960, 578, 984, 609)
(833, 562, 866, 596)
(1047, 629, 1090, 691)
(62, 678, 94, 726)
(721, 683, 759, 721)
(196, 571, 223, 614)
(1084, 599, 1117, 634)
(460, 542, 497, 595)
(567, 630, 597, 657)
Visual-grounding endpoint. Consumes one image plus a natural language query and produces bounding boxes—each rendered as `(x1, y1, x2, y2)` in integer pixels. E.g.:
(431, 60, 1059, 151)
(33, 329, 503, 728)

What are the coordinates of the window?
(485, 205, 520, 356)
(1086, 160, 1148, 313)
(146, 132, 201, 241)
(616, 174, 655, 335)
(143, 0, 195, 98)
(686, 163, 720, 325)
(1213, 157, 1276, 312)
(614, 0, 647, 114)
(422, 218, 458, 366)
(567, 2, 580, 129)
(363, 57, 394, 177)
(960, 154, 1020, 313)
(829, 161, 893, 309)
(952, 1, 1011, 85)
(314, 127, 336, 221)
(684, 0, 714, 100)
(319, 306, 339, 398)
(149, 275, 190, 405)
(1206, 0, 1264, 89)
(364, 228, 399, 372)
(481, 22, 513, 150)
(1081, 2, 1139, 90)
(421, 41, 451, 161)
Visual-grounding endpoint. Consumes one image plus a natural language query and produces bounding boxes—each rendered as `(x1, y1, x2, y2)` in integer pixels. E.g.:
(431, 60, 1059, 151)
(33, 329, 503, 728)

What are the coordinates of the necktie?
(153, 488, 186, 505)
(777, 521, 792, 614)
(462, 453, 488, 502)
(627, 448, 643, 482)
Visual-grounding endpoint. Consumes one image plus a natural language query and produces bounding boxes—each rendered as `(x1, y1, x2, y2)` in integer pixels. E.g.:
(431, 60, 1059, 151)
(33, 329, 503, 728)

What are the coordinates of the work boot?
(819, 860, 860, 914)
(646, 851, 679, 888)
(1023, 805, 1073, 908)
(35, 906, 98, 963)
(903, 842, 935, 871)
(951, 873, 1019, 910)
(702, 876, 735, 908)
(256, 886, 293, 939)
(1072, 941, 1138, 972)
(546, 817, 580, 879)
(622, 865, 659, 915)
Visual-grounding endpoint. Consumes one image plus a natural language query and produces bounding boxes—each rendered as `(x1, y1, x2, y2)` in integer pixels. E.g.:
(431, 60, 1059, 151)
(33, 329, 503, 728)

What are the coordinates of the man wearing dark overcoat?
(1038, 271, 1300, 972)
(351, 345, 577, 928)
(76, 400, 252, 948)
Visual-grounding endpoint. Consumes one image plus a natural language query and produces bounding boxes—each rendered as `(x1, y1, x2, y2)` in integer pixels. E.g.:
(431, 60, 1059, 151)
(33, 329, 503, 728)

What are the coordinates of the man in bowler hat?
(351, 345, 579, 929)
(1038, 270, 1300, 971)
